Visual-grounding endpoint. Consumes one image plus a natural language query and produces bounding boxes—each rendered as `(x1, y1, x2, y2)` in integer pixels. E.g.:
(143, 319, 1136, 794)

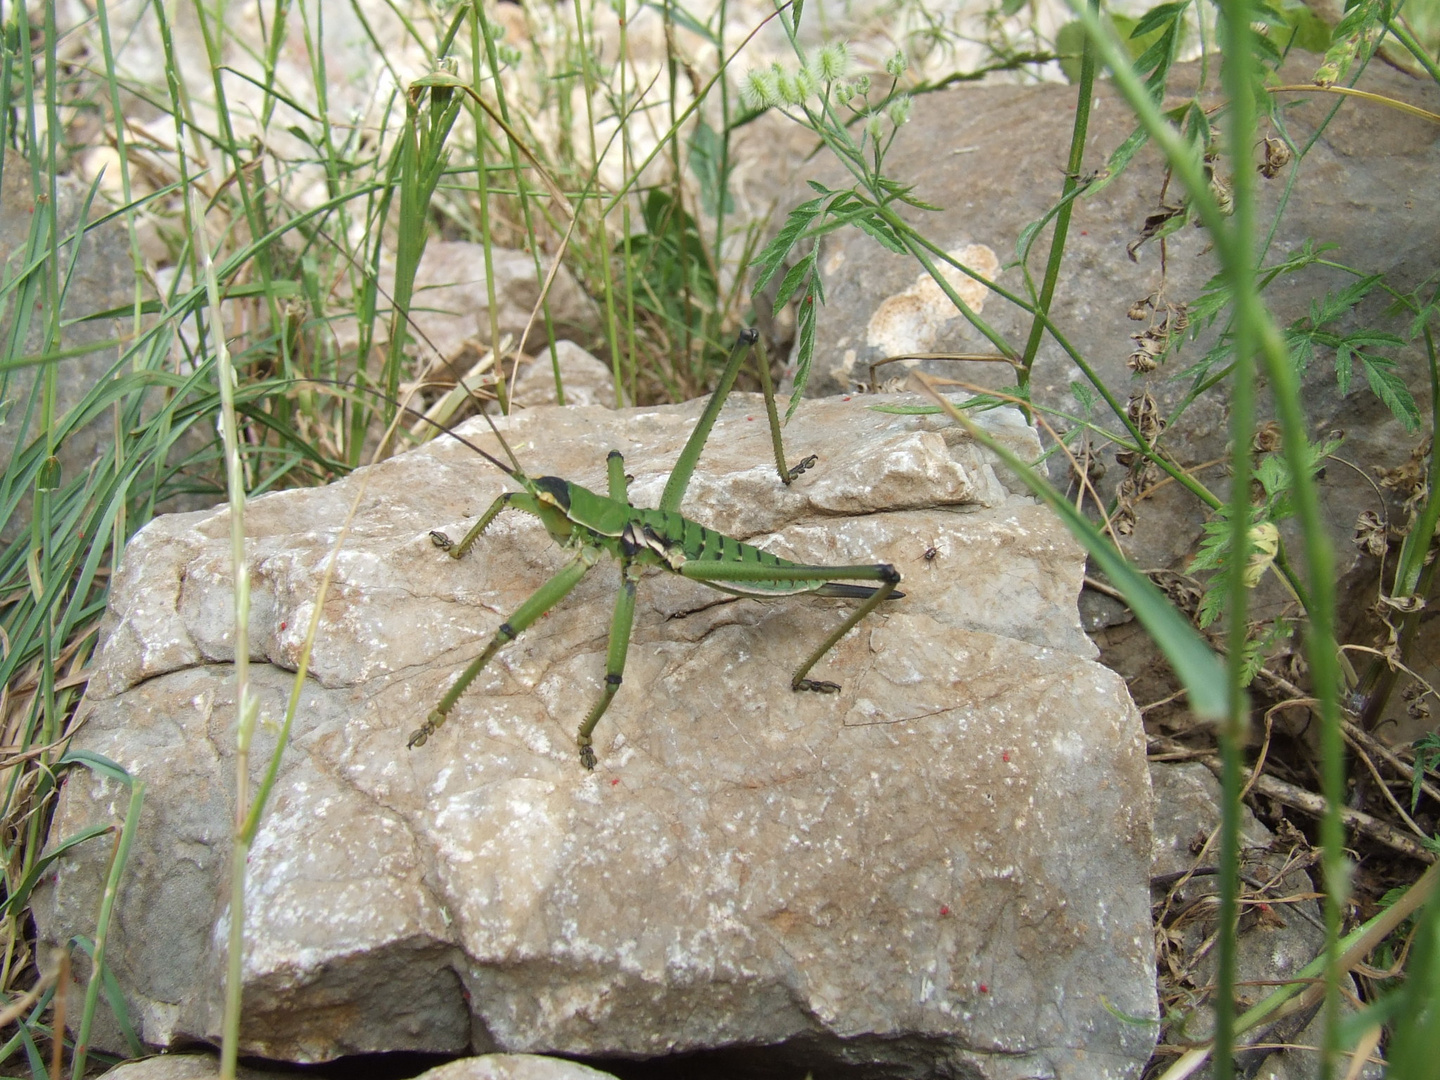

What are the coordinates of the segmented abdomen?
(627, 507, 827, 597)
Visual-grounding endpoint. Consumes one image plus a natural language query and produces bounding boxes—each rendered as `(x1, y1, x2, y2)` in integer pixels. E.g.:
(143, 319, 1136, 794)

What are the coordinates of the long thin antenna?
(474, 404, 526, 475)
(294, 378, 522, 480)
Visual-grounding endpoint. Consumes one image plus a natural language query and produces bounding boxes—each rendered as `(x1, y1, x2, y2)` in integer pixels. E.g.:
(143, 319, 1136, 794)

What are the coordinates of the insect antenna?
(286, 377, 525, 482)
(472, 403, 528, 477)
(386, 333, 530, 478)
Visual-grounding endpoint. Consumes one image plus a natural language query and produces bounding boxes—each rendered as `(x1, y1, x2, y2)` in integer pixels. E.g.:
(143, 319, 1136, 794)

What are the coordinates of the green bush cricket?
(408, 329, 904, 769)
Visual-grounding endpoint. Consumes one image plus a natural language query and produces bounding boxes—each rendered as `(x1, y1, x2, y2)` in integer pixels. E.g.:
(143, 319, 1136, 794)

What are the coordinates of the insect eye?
(533, 476, 571, 511)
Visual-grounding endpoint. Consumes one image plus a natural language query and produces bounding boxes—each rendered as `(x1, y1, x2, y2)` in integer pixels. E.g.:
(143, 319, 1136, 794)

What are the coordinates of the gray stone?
(38, 394, 1156, 1078)
(0, 149, 141, 538)
(767, 58, 1440, 586)
(418, 1055, 620, 1080)
(388, 242, 600, 362)
(509, 340, 626, 409)
(98, 1053, 273, 1080)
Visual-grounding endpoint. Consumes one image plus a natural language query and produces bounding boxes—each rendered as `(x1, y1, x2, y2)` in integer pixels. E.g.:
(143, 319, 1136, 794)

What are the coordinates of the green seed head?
(793, 66, 819, 102)
(885, 50, 908, 78)
(815, 42, 851, 82)
(743, 67, 781, 109)
(776, 71, 801, 105)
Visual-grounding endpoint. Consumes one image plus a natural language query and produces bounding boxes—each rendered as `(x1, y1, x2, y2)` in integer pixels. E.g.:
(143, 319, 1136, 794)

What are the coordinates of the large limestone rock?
(38, 394, 1156, 1077)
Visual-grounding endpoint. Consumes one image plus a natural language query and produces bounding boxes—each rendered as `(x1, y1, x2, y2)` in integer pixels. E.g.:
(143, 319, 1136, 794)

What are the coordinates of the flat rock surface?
(38, 395, 1156, 1078)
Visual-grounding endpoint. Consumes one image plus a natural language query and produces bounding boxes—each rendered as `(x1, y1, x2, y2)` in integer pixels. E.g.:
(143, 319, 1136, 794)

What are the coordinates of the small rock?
(508, 340, 627, 409)
(98, 1053, 273, 1080)
(418, 1054, 621, 1079)
(330, 243, 601, 367)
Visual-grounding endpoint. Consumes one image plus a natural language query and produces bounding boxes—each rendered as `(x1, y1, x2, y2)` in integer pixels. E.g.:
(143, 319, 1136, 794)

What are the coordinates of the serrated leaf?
(1102, 125, 1152, 186)
(1285, 327, 1316, 373)
(1178, 335, 1236, 387)
(1361, 355, 1422, 432)
(1257, 240, 1333, 290)
(810, 261, 827, 306)
(1189, 274, 1234, 328)
(1182, 99, 1211, 151)
(772, 255, 814, 312)
(787, 295, 818, 420)
(1130, 1, 1188, 38)
(1336, 344, 1353, 394)
(1194, 516, 1239, 629)
(1314, 275, 1382, 325)
(1409, 295, 1440, 339)
(1251, 29, 1282, 62)
(850, 210, 907, 253)
(1317, 0, 1389, 86)
(750, 198, 824, 294)
(1239, 638, 1268, 686)
(825, 200, 873, 227)
(1128, 7, 1184, 88)
(1133, 28, 1180, 82)
(1248, 438, 1343, 522)
(896, 190, 945, 212)
(1343, 329, 1405, 350)
(1190, 516, 1234, 573)
(1255, 454, 1290, 498)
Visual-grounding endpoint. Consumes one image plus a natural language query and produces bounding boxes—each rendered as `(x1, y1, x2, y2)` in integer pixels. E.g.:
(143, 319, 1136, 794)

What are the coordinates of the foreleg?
(408, 548, 598, 748)
(436, 491, 542, 560)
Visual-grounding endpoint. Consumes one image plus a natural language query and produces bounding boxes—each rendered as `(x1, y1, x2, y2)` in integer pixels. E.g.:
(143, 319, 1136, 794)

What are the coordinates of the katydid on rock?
(407, 328, 904, 769)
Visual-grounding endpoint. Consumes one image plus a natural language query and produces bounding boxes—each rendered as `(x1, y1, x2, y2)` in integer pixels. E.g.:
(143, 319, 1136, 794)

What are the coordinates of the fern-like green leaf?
(788, 289, 818, 419)
(772, 253, 815, 312)
(1361, 354, 1422, 432)
(750, 196, 824, 295)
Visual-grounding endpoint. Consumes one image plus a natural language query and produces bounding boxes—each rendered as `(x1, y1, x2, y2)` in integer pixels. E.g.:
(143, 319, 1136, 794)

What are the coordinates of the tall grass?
(0, 0, 1436, 1077)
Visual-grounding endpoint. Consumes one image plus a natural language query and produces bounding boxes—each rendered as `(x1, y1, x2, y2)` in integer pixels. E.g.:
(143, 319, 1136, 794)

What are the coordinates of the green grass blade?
(919, 381, 1226, 720)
